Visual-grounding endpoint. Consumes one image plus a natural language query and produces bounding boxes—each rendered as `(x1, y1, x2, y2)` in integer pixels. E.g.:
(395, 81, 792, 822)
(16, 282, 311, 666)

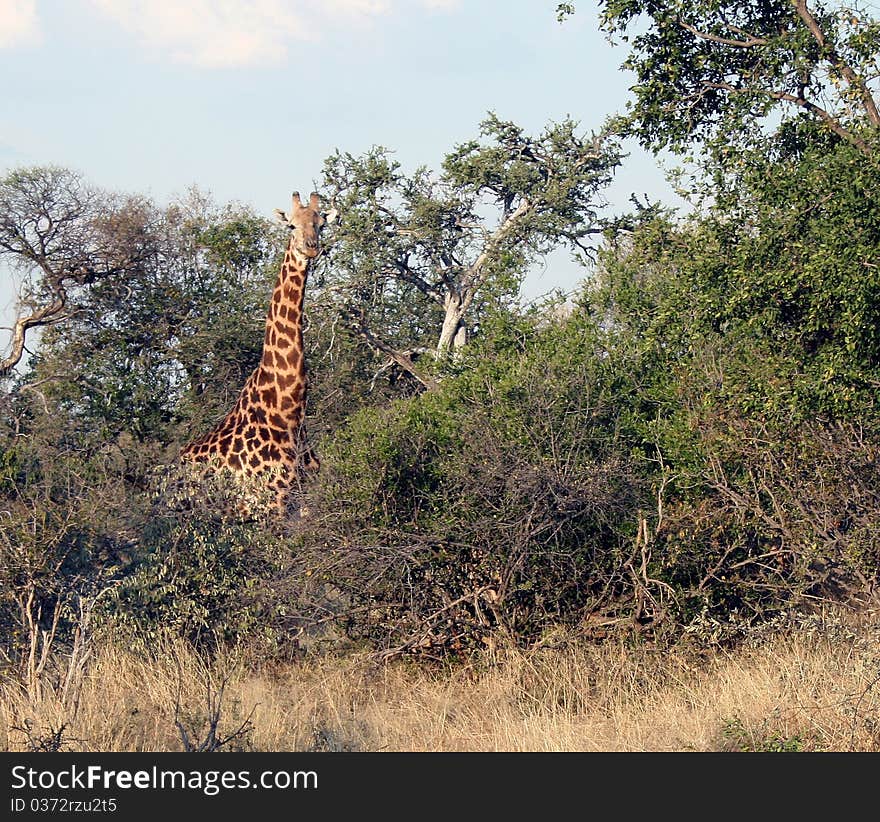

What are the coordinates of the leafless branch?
(1, 296, 67, 377)
(679, 19, 769, 47)
(343, 310, 439, 391)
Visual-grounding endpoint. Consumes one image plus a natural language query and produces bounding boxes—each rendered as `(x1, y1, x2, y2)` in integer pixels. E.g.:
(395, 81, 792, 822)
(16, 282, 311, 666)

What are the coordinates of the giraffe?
(179, 191, 334, 517)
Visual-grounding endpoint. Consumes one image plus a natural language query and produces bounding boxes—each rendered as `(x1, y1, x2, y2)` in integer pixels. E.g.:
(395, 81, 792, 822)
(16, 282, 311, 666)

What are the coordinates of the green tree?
(25, 187, 282, 445)
(560, 1, 880, 160)
(314, 114, 622, 389)
(588, 131, 880, 625)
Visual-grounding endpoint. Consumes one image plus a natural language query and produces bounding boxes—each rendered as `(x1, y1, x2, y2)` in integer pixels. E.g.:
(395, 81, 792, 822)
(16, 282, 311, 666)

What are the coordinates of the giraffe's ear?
(324, 207, 339, 225)
(274, 208, 289, 224)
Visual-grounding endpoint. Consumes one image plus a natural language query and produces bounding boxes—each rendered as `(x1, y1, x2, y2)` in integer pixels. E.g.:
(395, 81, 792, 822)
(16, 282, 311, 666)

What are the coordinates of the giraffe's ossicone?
(178, 191, 336, 518)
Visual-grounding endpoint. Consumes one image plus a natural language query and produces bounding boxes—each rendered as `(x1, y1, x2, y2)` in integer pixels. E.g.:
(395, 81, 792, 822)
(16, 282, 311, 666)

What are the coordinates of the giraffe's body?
(179, 191, 331, 516)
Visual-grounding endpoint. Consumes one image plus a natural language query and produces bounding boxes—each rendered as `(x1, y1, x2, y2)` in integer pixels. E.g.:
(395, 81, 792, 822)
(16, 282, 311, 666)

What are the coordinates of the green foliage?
(556, 3, 576, 23)
(722, 134, 880, 351)
(31, 190, 282, 444)
(293, 307, 649, 652)
(107, 512, 276, 651)
(4, 49, 880, 668)
(313, 113, 622, 378)
(0, 415, 134, 667)
(586, 132, 880, 627)
(442, 114, 619, 252)
(590, 0, 880, 163)
(720, 716, 807, 752)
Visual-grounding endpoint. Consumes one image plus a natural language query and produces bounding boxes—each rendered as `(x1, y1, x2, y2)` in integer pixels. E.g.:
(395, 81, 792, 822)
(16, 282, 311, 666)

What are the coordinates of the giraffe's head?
(274, 191, 336, 260)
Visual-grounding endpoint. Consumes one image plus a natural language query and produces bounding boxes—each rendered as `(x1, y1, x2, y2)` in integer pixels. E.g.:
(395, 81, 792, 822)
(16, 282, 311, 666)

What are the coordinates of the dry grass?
(2, 609, 879, 752)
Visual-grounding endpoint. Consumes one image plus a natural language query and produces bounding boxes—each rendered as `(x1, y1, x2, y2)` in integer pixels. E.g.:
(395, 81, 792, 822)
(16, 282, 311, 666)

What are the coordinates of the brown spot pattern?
(178, 202, 323, 515)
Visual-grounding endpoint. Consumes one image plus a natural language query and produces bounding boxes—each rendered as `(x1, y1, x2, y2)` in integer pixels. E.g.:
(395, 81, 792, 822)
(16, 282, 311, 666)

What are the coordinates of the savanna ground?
(3, 607, 879, 753)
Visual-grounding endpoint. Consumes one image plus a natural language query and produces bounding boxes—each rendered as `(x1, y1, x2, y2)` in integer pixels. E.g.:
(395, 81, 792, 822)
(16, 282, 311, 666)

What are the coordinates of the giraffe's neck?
(257, 243, 310, 425)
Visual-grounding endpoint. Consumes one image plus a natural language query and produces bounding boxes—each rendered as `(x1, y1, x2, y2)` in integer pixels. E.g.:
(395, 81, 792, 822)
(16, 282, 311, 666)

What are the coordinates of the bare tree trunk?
(436, 199, 533, 359)
(1, 296, 66, 378)
(437, 291, 466, 358)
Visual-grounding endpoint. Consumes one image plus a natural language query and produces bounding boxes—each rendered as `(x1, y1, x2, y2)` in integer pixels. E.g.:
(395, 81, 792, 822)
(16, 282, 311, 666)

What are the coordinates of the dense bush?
(285, 308, 645, 653)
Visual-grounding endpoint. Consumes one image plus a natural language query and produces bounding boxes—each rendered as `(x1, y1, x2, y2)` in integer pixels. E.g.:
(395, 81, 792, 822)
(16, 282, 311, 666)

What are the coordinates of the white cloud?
(0, 0, 41, 49)
(87, 0, 415, 68)
(322, 0, 391, 14)
(420, 0, 461, 9)
(89, 0, 310, 67)
(87, 0, 459, 68)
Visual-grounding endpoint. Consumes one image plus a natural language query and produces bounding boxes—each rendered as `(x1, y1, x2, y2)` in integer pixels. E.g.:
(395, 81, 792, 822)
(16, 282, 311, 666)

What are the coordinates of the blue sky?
(1, 0, 685, 358)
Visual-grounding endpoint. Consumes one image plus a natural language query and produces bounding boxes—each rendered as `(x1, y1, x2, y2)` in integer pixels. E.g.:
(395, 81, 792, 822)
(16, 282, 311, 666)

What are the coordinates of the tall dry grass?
(2, 610, 878, 752)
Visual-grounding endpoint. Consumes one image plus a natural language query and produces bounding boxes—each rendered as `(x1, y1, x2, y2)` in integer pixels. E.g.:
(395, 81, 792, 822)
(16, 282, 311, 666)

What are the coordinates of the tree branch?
(392, 260, 444, 303)
(432, 198, 534, 357)
(679, 20, 769, 48)
(792, 0, 880, 128)
(460, 197, 533, 313)
(344, 310, 439, 391)
(1, 295, 67, 377)
(705, 81, 874, 155)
